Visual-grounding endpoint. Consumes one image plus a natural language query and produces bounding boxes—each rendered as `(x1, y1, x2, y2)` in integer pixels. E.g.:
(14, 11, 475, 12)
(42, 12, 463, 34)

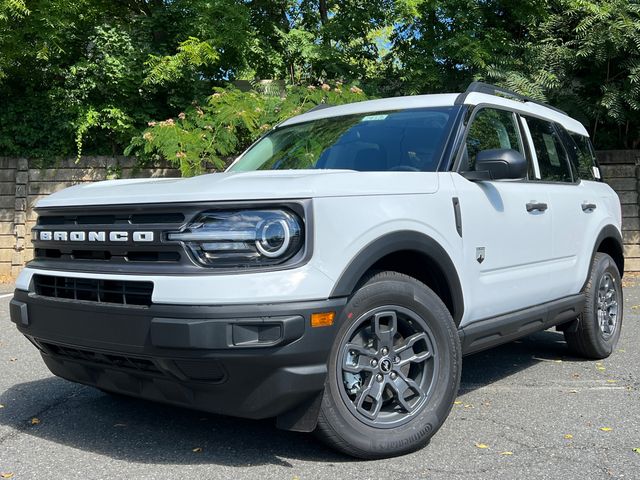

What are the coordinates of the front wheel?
(565, 253, 623, 359)
(315, 271, 461, 459)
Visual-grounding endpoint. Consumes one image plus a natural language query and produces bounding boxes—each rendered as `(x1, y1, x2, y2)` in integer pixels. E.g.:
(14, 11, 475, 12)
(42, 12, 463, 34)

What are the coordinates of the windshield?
(228, 107, 457, 172)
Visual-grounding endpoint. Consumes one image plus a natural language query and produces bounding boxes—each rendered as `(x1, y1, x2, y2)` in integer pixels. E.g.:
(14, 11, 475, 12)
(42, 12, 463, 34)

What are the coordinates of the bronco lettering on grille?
(37, 231, 154, 242)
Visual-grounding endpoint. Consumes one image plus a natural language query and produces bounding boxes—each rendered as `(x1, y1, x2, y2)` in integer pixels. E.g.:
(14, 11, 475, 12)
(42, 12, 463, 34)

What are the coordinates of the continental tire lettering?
(375, 423, 433, 450)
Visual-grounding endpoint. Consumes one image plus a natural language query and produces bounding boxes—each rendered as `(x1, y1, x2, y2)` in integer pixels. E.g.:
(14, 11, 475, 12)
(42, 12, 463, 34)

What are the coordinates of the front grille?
(41, 342, 161, 374)
(31, 206, 190, 270)
(33, 274, 153, 306)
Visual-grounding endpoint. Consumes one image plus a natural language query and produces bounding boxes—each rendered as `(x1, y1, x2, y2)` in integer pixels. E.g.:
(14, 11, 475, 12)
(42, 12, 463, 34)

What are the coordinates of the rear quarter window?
(567, 132, 599, 181)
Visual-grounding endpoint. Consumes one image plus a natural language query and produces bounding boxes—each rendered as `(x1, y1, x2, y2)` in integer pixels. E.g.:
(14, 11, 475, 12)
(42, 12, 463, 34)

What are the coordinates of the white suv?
(10, 82, 624, 458)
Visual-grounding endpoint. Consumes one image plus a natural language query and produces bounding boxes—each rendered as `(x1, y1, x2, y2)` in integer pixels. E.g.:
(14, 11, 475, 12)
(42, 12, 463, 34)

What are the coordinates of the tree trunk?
(319, 0, 329, 25)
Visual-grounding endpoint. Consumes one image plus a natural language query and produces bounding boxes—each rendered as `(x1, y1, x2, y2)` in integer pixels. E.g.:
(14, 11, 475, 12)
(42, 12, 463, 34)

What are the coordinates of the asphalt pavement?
(1, 281, 639, 480)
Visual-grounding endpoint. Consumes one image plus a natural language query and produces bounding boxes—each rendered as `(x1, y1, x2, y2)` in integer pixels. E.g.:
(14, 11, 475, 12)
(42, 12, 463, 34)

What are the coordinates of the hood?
(36, 170, 440, 208)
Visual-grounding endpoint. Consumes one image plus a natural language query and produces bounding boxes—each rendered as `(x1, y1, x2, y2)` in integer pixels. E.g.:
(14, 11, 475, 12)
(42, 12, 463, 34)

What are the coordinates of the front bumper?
(10, 289, 346, 420)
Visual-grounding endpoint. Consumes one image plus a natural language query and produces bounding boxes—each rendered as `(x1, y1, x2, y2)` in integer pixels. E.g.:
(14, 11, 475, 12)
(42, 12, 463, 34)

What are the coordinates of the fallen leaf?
(568, 389, 578, 394)
(8, 358, 16, 362)
(596, 366, 606, 371)
(192, 447, 203, 453)
(554, 359, 563, 363)
(499, 451, 513, 456)
(453, 401, 462, 405)
(464, 404, 474, 409)
(606, 380, 617, 384)
(113, 423, 127, 428)
(475, 443, 489, 449)
(1, 473, 14, 479)
(599, 427, 613, 432)
(572, 373, 580, 378)
(0, 404, 4, 409)
(631, 305, 640, 310)
(30, 417, 40, 425)
(564, 434, 573, 439)
(633, 448, 640, 454)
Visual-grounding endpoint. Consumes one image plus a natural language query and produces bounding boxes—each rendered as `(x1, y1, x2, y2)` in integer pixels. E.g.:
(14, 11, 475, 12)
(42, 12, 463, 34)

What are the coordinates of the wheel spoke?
(395, 332, 431, 367)
(373, 311, 397, 346)
(388, 370, 424, 413)
(343, 343, 377, 373)
(355, 375, 385, 419)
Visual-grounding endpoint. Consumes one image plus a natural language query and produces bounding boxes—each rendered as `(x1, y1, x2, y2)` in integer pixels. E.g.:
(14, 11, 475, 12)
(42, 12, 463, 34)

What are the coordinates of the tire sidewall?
(320, 274, 461, 458)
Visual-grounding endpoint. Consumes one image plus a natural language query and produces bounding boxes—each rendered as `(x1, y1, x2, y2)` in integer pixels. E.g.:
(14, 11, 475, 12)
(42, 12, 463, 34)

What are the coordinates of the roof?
(279, 91, 589, 136)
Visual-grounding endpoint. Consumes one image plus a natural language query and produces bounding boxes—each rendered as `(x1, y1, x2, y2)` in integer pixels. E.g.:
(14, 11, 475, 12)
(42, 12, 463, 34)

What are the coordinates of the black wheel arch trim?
(585, 225, 624, 289)
(329, 230, 464, 325)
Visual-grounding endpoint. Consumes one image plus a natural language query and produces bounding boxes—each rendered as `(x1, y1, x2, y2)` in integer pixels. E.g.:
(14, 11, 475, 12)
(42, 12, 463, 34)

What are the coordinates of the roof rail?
(455, 81, 568, 116)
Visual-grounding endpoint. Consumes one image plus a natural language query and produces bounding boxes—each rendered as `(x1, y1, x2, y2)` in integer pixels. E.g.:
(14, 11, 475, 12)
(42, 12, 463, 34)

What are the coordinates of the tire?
(565, 253, 623, 359)
(316, 271, 461, 459)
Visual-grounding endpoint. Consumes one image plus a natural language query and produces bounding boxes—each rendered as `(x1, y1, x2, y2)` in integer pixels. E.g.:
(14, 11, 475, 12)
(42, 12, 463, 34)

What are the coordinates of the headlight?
(167, 209, 304, 268)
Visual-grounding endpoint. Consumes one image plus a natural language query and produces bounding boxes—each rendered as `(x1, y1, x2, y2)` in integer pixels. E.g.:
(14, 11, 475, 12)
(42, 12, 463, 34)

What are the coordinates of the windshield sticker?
(361, 114, 388, 122)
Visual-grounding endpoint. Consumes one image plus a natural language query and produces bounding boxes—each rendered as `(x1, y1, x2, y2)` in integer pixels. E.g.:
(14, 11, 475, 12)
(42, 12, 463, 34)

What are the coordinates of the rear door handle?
(582, 202, 597, 212)
(526, 202, 548, 213)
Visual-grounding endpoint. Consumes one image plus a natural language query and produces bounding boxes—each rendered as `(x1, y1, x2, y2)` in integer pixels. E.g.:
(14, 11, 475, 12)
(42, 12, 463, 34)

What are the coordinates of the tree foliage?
(126, 83, 367, 176)
(1, 0, 640, 171)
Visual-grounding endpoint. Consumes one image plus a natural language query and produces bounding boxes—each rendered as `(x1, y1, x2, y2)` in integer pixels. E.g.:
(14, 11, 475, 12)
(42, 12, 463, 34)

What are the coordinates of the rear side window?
(462, 108, 523, 170)
(525, 117, 573, 182)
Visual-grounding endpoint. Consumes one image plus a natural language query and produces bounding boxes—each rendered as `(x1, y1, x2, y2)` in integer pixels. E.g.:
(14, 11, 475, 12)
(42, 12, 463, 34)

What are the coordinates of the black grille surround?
(33, 274, 153, 306)
(28, 201, 312, 275)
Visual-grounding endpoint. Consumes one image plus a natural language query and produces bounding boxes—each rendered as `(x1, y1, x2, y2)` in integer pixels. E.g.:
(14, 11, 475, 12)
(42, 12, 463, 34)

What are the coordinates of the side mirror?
(463, 148, 527, 181)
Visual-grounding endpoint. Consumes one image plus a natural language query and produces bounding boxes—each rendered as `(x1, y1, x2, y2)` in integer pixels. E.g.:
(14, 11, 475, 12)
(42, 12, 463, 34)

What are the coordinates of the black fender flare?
(330, 230, 465, 325)
(584, 225, 624, 289)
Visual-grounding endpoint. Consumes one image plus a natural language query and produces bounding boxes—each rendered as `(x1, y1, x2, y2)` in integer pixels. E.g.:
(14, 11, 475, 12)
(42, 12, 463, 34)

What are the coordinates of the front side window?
(525, 117, 573, 182)
(228, 107, 458, 173)
(461, 108, 524, 171)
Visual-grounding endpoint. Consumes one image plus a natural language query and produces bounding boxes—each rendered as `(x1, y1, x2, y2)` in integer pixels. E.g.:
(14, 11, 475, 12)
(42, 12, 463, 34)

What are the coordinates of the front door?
(452, 107, 554, 325)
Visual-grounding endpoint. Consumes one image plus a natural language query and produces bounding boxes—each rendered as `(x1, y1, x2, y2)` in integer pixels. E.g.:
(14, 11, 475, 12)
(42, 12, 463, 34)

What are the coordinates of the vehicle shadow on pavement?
(460, 329, 590, 392)
(0, 329, 584, 465)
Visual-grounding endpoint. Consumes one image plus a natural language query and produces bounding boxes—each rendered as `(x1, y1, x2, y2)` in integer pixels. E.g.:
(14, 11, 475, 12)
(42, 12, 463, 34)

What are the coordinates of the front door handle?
(526, 202, 548, 213)
(582, 202, 597, 212)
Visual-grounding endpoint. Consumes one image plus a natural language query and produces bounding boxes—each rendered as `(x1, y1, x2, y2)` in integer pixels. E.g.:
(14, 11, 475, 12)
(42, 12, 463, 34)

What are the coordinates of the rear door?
(452, 107, 554, 324)
(521, 117, 608, 298)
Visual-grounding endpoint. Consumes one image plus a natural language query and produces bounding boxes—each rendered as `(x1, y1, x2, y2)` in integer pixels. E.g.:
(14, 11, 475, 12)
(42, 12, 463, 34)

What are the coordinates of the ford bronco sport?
(10, 82, 624, 458)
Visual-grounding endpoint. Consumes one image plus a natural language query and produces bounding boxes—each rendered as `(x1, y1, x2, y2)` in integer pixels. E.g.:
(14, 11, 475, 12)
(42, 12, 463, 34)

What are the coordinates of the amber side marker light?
(311, 312, 335, 328)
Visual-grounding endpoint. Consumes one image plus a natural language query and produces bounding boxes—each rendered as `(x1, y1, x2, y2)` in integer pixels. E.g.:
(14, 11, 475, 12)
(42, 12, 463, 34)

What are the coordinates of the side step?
(458, 294, 584, 356)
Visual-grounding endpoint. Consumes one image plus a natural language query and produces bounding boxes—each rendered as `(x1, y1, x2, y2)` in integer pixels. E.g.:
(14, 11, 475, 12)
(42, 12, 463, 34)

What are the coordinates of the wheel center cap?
(379, 357, 392, 373)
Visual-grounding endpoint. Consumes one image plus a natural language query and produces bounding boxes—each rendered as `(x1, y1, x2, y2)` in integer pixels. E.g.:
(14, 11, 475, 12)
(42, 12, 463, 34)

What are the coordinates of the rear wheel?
(565, 253, 623, 359)
(316, 271, 461, 459)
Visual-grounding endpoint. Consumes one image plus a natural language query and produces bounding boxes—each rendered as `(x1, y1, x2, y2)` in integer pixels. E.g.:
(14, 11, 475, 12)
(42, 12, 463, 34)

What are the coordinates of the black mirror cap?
(474, 148, 527, 180)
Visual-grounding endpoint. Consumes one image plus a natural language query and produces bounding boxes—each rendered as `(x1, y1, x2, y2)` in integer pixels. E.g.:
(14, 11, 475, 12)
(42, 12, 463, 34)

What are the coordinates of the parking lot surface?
(1, 281, 639, 480)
